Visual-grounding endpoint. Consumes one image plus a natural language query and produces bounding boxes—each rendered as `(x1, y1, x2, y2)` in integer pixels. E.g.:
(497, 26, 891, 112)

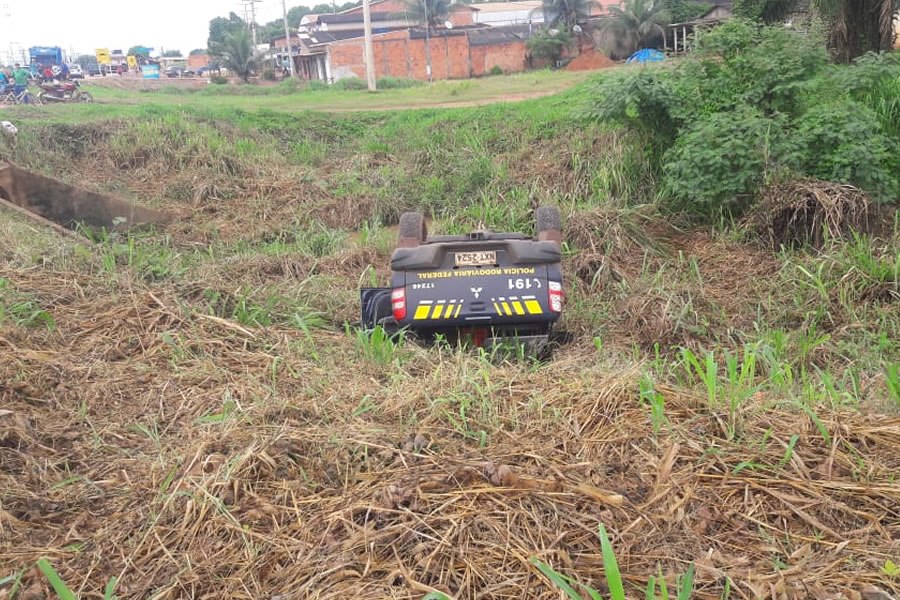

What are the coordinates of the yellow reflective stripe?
(454, 304, 462, 318)
(511, 300, 525, 315)
(431, 303, 444, 319)
(492, 302, 503, 315)
(413, 304, 431, 320)
(524, 300, 543, 315)
(500, 301, 512, 316)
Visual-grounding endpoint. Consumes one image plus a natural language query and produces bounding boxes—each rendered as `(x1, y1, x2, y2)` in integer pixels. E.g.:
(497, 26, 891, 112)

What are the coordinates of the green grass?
(4, 70, 592, 122)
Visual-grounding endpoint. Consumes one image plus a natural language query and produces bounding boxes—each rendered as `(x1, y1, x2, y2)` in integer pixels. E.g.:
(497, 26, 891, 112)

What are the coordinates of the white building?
(471, 1, 545, 27)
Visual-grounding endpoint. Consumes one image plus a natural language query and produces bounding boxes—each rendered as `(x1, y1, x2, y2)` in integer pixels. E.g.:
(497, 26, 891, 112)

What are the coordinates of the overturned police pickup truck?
(360, 207, 564, 352)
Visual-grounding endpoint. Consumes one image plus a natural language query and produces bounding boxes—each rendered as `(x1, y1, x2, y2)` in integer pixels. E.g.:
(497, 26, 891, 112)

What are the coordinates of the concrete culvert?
(0, 161, 169, 234)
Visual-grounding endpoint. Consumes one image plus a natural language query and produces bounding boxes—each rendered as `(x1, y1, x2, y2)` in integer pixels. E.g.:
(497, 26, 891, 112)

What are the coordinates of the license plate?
(455, 251, 496, 266)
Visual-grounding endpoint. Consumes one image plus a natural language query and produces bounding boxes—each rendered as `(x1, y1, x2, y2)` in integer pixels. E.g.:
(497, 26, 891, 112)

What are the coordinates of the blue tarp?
(627, 49, 665, 64)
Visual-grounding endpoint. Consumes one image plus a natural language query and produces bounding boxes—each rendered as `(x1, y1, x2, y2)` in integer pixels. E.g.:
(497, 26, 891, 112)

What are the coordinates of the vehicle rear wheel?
(398, 212, 427, 248)
(80, 92, 93, 103)
(536, 206, 561, 243)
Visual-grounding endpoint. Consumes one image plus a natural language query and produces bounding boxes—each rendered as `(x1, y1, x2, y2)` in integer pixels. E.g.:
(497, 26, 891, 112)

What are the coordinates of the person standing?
(12, 63, 30, 102)
(0, 68, 9, 95)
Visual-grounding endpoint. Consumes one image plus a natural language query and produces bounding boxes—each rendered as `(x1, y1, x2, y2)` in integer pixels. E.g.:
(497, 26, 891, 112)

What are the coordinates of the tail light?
(391, 288, 407, 321)
(548, 281, 563, 313)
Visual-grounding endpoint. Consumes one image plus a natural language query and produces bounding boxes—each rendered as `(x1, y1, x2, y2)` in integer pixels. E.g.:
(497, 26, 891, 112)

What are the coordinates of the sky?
(1, 0, 297, 62)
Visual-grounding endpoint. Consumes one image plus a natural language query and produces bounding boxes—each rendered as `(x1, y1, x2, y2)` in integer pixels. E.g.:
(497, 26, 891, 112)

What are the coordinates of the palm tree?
(818, 0, 900, 61)
(399, 0, 457, 29)
(210, 28, 260, 82)
(737, 0, 899, 61)
(600, 0, 669, 57)
(541, 0, 594, 28)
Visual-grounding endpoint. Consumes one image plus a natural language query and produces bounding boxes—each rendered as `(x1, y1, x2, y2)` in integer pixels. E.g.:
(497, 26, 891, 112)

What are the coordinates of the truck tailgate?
(400, 264, 558, 326)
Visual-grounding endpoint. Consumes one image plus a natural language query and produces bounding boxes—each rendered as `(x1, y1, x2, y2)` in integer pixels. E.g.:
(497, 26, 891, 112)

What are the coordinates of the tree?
(734, 0, 900, 61)
(189, 48, 207, 56)
(209, 12, 246, 49)
(127, 45, 151, 57)
(540, 0, 593, 28)
(600, 0, 669, 57)
(733, 0, 797, 22)
(527, 30, 573, 63)
(210, 28, 259, 82)
(665, 0, 713, 22)
(398, 0, 457, 28)
(819, 0, 900, 61)
(288, 5, 313, 26)
(162, 50, 183, 57)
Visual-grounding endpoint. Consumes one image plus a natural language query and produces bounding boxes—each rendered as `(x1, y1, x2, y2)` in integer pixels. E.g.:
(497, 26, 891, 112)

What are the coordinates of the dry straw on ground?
(2, 265, 899, 600)
(747, 180, 872, 250)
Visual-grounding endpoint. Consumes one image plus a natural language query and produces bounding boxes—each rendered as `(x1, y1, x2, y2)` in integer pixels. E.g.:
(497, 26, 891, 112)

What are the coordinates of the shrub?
(489, 65, 504, 76)
(581, 69, 682, 163)
(262, 68, 278, 81)
(209, 75, 228, 85)
(662, 108, 795, 218)
(527, 30, 571, 63)
(307, 80, 329, 91)
(584, 21, 898, 221)
(690, 20, 828, 118)
(332, 77, 367, 91)
(794, 100, 898, 201)
(377, 76, 422, 89)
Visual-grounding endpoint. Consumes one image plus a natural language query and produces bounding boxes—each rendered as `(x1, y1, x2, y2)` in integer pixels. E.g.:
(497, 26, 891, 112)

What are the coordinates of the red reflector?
(391, 288, 406, 321)
(548, 281, 563, 313)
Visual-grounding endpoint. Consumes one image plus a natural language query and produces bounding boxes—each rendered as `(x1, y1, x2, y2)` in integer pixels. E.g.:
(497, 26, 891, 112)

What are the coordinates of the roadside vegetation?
(0, 23, 898, 600)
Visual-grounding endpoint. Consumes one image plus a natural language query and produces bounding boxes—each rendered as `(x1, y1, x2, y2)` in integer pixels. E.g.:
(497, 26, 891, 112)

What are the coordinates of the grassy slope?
(0, 78, 898, 599)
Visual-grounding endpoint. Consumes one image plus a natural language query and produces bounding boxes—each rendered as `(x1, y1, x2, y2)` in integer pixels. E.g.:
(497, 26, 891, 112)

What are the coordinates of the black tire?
(398, 212, 427, 248)
(80, 92, 93, 103)
(536, 206, 562, 243)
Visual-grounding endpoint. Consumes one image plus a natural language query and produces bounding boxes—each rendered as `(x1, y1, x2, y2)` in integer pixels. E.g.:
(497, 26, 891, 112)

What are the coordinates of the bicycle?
(9, 87, 41, 105)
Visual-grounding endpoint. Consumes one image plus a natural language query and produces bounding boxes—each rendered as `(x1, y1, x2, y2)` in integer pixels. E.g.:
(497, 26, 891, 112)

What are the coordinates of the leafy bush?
(262, 68, 278, 81)
(665, 0, 712, 22)
(209, 75, 228, 85)
(794, 100, 898, 201)
(307, 80, 329, 91)
(489, 65, 504, 76)
(332, 77, 367, 91)
(688, 20, 828, 118)
(581, 69, 682, 158)
(527, 30, 572, 62)
(662, 108, 794, 218)
(583, 20, 899, 220)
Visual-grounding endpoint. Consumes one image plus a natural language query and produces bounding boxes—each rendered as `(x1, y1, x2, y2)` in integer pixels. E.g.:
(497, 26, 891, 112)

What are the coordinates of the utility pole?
(243, 0, 262, 46)
(282, 0, 295, 77)
(362, 0, 376, 91)
(423, 0, 432, 82)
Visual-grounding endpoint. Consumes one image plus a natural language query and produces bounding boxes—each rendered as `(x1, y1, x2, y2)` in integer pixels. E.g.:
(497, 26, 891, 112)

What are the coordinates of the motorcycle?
(37, 80, 93, 104)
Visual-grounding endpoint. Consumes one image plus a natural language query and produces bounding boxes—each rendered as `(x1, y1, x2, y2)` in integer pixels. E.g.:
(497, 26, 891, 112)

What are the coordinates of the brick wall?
(482, 41, 526, 73)
(327, 29, 527, 81)
(187, 54, 210, 69)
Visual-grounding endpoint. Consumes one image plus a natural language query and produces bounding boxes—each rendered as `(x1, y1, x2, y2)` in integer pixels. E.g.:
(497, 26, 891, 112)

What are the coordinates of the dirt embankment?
(566, 50, 616, 71)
